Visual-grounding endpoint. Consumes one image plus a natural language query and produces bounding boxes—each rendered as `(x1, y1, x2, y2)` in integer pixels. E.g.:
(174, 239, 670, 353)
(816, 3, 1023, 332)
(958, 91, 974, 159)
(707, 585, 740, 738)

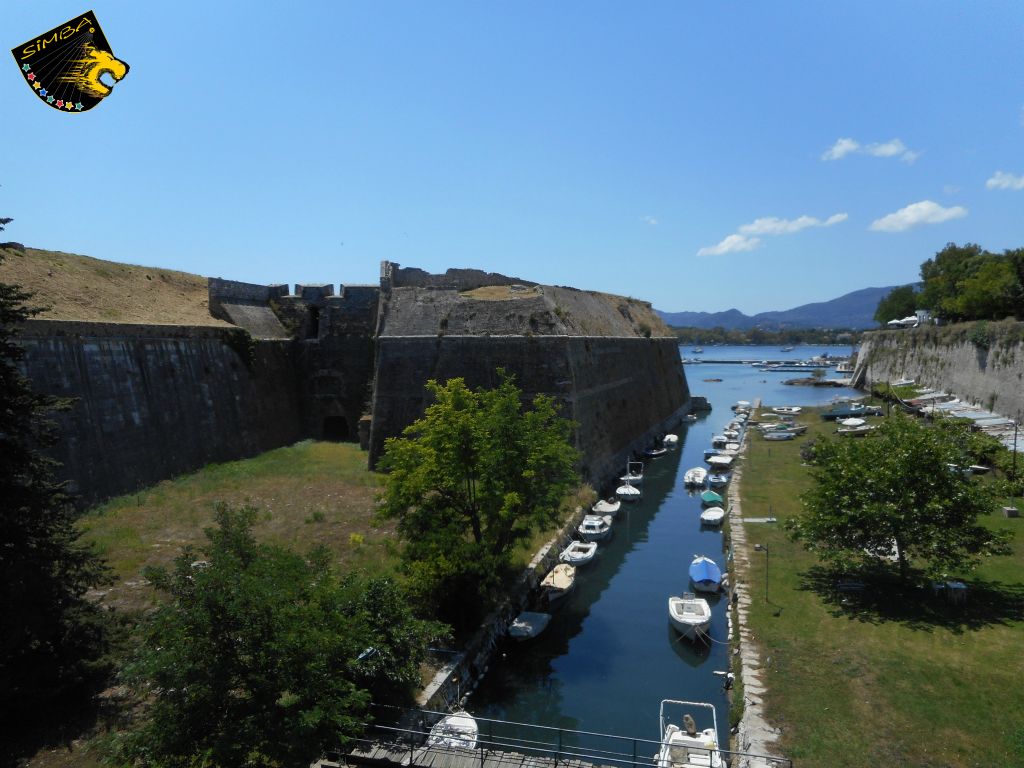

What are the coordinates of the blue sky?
(3, 1, 1022, 313)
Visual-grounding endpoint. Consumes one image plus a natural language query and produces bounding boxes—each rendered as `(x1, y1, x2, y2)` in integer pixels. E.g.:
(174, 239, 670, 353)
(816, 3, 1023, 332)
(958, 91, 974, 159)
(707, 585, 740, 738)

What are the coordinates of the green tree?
(0, 248, 112, 760)
(919, 242, 988, 321)
(873, 284, 919, 325)
(788, 414, 1012, 580)
(122, 504, 442, 768)
(379, 372, 579, 626)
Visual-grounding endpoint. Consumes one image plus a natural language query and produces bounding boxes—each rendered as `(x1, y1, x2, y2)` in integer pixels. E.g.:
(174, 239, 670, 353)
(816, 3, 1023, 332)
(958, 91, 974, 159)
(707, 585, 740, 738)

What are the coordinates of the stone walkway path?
(727, 404, 785, 766)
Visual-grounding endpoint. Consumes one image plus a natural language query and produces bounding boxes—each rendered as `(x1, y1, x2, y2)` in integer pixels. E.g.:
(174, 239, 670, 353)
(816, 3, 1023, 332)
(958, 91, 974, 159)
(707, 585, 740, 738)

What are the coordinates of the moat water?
(468, 345, 860, 750)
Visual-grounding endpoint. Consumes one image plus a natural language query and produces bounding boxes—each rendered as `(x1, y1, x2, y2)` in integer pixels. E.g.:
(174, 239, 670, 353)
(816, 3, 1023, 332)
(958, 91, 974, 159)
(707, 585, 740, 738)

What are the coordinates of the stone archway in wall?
(322, 415, 351, 441)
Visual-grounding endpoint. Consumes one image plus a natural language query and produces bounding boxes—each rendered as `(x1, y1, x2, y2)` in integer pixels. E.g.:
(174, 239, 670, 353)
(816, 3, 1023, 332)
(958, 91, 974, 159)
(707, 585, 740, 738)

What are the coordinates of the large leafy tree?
(379, 372, 579, 625)
(788, 414, 1012, 580)
(873, 284, 919, 325)
(0, 245, 111, 757)
(122, 504, 443, 768)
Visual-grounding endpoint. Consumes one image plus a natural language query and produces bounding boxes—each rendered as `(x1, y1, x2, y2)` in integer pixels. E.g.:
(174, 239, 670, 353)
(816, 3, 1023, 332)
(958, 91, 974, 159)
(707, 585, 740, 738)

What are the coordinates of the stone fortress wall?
(18, 261, 689, 504)
(853, 323, 1024, 420)
(17, 321, 304, 505)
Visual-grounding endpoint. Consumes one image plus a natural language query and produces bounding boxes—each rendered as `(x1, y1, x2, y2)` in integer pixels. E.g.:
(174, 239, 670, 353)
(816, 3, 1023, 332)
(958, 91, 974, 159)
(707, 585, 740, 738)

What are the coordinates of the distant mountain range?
(657, 285, 899, 331)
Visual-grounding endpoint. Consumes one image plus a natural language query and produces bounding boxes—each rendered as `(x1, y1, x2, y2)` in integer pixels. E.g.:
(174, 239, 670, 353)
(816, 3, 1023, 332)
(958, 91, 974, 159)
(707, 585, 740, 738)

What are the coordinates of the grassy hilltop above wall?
(0, 246, 230, 326)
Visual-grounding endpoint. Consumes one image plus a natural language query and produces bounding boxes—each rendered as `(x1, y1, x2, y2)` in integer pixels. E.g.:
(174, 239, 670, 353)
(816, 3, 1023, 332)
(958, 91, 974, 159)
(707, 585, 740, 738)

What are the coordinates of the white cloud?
(864, 139, 906, 158)
(697, 234, 761, 257)
(821, 138, 859, 161)
(823, 136, 918, 163)
(641, 215, 658, 225)
(738, 212, 848, 236)
(986, 171, 1024, 191)
(869, 200, 968, 232)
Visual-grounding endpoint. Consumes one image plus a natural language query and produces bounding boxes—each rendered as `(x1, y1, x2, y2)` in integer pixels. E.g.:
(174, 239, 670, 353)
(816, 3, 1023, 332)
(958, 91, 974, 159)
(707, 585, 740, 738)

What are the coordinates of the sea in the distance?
(467, 344, 862, 755)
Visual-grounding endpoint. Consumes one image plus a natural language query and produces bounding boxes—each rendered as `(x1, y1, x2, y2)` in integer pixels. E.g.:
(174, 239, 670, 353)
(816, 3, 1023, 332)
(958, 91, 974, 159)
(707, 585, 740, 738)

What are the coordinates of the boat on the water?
(706, 454, 734, 469)
(559, 539, 598, 566)
(689, 555, 723, 593)
(620, 460, 645, 485)
(656, 699, 724, 768)
(540, 563, 576, 602)
(700, 489, 723, 506)
(663, 433, 679, 448)
(667, 593, 712, 641)
(616, 480, 642, 501)
(592, 497, 621, 516)
(699, 506, 725, 527)
(707, 472, 730, 488)
(578, 514, 613, 541)
(508, 611, 550, 641)
(427, 710, 479, 749)
(644, 446, 669, 459)
(683, 467, 708, 487)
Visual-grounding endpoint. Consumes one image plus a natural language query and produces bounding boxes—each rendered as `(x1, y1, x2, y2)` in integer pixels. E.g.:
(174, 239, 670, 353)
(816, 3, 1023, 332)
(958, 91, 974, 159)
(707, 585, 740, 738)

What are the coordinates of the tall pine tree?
(1, 233, 111, 759)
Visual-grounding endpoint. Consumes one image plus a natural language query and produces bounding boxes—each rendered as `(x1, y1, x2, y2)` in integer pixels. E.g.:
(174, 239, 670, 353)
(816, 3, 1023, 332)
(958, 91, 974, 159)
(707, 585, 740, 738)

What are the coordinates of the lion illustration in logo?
(58, 44, 129, 98)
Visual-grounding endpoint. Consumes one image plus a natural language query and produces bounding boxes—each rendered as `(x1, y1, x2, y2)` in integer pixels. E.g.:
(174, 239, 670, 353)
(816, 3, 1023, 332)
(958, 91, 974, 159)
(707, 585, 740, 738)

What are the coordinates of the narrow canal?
(469, 345, 862, 751)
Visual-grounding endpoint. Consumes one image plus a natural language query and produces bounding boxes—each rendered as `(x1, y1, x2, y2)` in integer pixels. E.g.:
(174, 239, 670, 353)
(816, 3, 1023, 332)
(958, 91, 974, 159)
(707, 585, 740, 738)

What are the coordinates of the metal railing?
(346, 705, 792, 768)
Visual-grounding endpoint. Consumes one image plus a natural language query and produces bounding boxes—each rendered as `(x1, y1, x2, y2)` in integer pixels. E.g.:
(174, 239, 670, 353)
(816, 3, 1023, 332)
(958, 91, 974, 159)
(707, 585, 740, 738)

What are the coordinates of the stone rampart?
(853, 322, 1024, 420)
(16, 320, 303, 505)
(368, 335, 689, 487)
(383, 261, 535, 292)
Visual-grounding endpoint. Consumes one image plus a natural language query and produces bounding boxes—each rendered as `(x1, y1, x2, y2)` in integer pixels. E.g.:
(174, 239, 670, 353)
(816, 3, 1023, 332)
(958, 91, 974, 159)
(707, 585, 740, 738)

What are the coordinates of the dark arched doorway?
(322, 416, 350, 441)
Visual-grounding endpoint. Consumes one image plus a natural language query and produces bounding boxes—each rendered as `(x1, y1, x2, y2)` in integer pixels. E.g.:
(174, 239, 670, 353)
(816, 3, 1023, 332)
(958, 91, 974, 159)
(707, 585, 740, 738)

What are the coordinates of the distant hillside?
(658, 285, 901, 330)
(0, 246, 230, 326)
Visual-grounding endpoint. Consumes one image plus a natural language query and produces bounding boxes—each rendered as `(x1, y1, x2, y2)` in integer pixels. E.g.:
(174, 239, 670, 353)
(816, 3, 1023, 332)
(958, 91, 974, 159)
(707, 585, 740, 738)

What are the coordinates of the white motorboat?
(540, 563, 576, 602)
(559, 539, 598, 566)
(722, 429, 739, 440)
(592, 497, 621, 517)
(616, 480, 641, 501)
(684, 414, 698, 422)
(839, 417, 866, 427)
(732, 400, 751, 411)
(427, 710, 479, 749)
(667, 593, 712, 641)
(657, 700, 724, 768)
(683, 467, 708, 487)
(772, 406, 802, 415)
(711, 434, 727, 448)
(620, 460, 645, 486)
(508, 611, 550, 641)
(578, 514, 613, 541)
(663, 433, 679, 448)
(762, 431, 794, 441)
(706, 454, 734, 469)
(837, 424, 875, 436)
(724, 442, 740, 452)
(644, 446, 669, 459)
(699, 506, 725, 526)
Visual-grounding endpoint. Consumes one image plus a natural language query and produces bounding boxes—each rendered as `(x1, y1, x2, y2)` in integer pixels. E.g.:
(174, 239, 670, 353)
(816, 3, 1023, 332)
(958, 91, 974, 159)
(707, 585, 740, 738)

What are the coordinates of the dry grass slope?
(0, 246, 230, 326)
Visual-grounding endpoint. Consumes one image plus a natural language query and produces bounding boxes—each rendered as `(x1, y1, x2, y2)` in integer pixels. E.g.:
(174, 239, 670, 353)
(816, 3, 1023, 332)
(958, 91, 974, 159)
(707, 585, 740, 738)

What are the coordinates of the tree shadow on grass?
(797, 565, 1024, 633)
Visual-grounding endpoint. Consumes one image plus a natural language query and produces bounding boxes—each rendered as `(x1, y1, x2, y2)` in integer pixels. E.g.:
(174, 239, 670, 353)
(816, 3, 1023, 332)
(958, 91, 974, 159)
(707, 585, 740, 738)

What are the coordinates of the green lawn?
(738, 407, 1024, 767)
(81, 440, 396, 610)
